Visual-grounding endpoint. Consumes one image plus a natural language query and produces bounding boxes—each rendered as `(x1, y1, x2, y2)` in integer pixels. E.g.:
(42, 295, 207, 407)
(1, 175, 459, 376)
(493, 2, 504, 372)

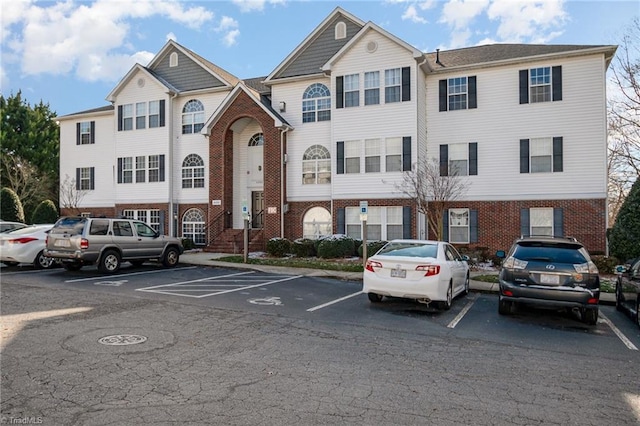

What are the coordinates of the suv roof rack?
(519, 235, 578, 242)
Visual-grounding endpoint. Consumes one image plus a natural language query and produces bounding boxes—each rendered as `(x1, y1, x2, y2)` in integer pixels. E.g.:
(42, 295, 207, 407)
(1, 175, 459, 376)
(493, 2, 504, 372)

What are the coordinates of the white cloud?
(232, 0, 285, 13)
(487, 0, 568, 43)
(216, 16, 240, 47)
(402, 5, 428, 24)
(166, 32, 177, 42)
(223, 29, 241, 47)
(439, 0, 490, 30)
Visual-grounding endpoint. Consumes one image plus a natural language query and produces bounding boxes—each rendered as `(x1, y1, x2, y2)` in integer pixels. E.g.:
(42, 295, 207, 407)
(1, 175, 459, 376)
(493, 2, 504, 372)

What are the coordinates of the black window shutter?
(553, 137, 563, 172)
(439, 144, 449, 176)
(402, 137, 411, 171)
(336, 77, 344, 109)
(401, 67, 411, 102)
(159, 155, 165, 182)
(552, 66, 562, 101)
(468, 142, 478, 176)
(337, 208, 345, 234)
(76, 123, 80, 145)
(520, 139, 530, 173)
(90, 121, 95, 144)
(553, 208, 564, 237)
(90, 167, 95, 190)
(470, 209, 478, 243)
(159, 100, 166, 127)
(403, 206, 411, 239)
(442, 209, 449, 242)
(439, 79, 448, 112)
(520, 209, 530, 237)
(117, 158, 123, 184)
(117, 105, 123, 131)
(75, 168, 80, 190)
(519, 70, 529, 104)
(336, 141, 345, 174)
(159, 210, 165, 235)
(468, 76, 477, 109)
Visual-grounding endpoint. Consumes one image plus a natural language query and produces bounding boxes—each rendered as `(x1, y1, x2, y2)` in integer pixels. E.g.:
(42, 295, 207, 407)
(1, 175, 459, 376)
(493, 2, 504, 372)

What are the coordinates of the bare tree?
(59, 175, 87, 215)
(396, 157, 468, 240)
(608, 18, 640, 224)
(0, 153, 53, 212)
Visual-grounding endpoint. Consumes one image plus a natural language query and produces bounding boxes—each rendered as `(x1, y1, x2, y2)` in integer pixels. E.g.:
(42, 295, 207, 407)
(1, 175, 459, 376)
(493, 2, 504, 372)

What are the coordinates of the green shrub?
(317, 235, 356, 259)
(0, 187, 25, 223)
(591, 255, 620, 275)
(358, 240, 388, 259)
(181, 238, 196, 250)
(31, 199, 58, 224)
(291, 238, 316, 257)
(609, 177, 640, 262)
(266, 237, 291, 257)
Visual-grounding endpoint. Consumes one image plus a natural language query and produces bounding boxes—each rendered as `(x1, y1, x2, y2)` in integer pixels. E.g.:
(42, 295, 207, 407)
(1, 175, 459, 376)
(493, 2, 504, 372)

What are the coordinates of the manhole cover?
(98, 334, 148, 346)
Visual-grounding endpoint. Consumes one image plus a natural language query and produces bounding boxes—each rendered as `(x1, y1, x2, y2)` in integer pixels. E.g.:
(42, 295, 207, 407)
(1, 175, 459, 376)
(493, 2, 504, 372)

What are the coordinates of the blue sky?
(1, 0, 638, 117)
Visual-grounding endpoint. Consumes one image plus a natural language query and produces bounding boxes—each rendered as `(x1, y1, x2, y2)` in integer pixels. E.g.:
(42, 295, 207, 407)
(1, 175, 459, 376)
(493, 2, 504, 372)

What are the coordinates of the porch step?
(206, 229, 265, 254)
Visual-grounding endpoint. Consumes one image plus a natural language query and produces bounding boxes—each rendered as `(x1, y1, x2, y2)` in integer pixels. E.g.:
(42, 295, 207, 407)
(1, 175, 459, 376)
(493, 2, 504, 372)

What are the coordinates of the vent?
(137, 78, 145, 88)
(335, 22, 346, 40)
(366, 41, 378, 53)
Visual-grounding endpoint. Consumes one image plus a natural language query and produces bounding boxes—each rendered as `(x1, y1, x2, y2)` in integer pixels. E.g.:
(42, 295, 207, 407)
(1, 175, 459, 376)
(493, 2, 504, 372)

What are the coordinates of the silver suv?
(45, 217, 184, 273)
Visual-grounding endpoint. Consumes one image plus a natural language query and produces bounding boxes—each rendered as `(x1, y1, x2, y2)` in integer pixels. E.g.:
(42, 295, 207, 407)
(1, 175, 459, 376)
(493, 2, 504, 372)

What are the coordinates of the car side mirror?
(496, 250, 506, 259)
(615, 265, 627, 274)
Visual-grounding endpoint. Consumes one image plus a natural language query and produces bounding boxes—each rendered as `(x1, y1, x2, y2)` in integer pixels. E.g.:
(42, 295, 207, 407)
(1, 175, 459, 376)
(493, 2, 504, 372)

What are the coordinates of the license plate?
(540, 273, 560, 285)
(391, 269, 406, 278)
(55, 240, 70, 247)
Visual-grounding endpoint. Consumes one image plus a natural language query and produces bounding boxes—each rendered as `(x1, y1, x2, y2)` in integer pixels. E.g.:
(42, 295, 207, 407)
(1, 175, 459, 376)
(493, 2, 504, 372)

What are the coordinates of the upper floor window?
(364, 71, 380, 105)
(182, 154, 205, 188)
(149, 101, 161, 128)
(439, 76, 477, 112)
(118, 155, 165, 183)
(335, 21, 346, 40)
(302, 84, 331, 123)
(182, 100, 205, 134)
(385, 137, 403, 172)
(302, 145, 331, 184)
(170, 52, 178, 67)
(385, 68, 401, 103)
(148, 155, 161, 182)
(76, 167, 95, 190)
(344, 140, 360, 174)
(337, 137, 412, 175)
(118, 157, 133, 183)
(439, 142, 478, 176)
(136, 156, 146, 183)
(365, 139, 381, 173)
(136, 102, 146, 129)
(520, 66, 562, 104)
(121, 104, 133, 131)
(118, 100, 164, 131)
(344, 74, 360, 107)
(76, 121, 95, 145)
(249, 133, 264, 146)
(520, 137, 563, 174)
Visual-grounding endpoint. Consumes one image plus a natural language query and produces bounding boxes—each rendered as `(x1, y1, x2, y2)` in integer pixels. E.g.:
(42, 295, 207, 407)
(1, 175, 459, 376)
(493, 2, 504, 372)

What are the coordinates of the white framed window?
(170, 52, 178, 67)
(182, 154, 205, 188)
(385, 68, 401, 103)
(449, 208, 470, 244)
(182, 100, 205, 134)
(248, 133, 264, 146)
(365, 139, 381, 173)
(123, 209, 161, 232)
(344, 74, 359, 107)
(345, 140, 360, 174)
(346, 206, 404, 241)
(335, 21, 346, 40)
(182, 208, 206, 245)
(79, 167, 92, 190)
(364, 71, 380, 105)
(149, 101, 160, 128)
(530, 67, 551, 103)
(530, 138, 552, 173)
(345, 207, 362, 240)
(386, 207, 403, 240)
(302, 145, 331, 185)
(136, 102, 146, 129)
(448, 77, 468, 110)
(120, 157, 133, 183)
(135, 156, 146, 183)
(79, 122, 92, 144)
(449, 143, 469, 176)
(385, 137, 402, 172)
(530, 207, 553, 236)
(302, 207, 332, 239)
(148, 155, 160, 182)
(302, 83, 331, 123)
(122, 104, 133, 131)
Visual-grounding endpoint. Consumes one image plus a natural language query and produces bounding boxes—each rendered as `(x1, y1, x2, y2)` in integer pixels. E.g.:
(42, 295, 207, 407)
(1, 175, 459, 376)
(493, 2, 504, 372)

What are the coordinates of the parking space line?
(307, 291, 363, 312)
(209, 275, 303, 296)
(137, 271, 255, 290)
(447, 293, 478, 329)
(599, 312, 638, 351)
(64, 266, 198, 282)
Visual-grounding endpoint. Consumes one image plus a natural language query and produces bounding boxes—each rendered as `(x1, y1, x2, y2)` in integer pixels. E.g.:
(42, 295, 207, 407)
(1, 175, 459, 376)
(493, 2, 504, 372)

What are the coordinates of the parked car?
(615, 257, 640, 328)
(362, 239, 470, 310)
(496, 236, 600, 325)
(0, 221, 27, 233)
(0, 224, 57, 269)
(44, 216, 184, 273)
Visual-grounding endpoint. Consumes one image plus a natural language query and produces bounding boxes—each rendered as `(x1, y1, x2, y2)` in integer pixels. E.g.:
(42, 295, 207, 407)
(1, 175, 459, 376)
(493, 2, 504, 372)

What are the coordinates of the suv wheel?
(498, 295, 513, 315)
(582, 307, 598, 325)
(162, 247, 180, 268)
(99, 250, 121, 273)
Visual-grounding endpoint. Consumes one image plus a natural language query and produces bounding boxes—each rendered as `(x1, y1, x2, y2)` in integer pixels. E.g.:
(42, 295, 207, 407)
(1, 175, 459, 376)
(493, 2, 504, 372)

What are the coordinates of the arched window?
(302, 84, 331, 123)
(181, 154, 205, 188)
(335, 22, 346, 40)
(170, 52, 178, 67)
(182, 208, 206, 245)
(302, 145, 331, 184)
(248, 133, 264, 146)
(182, 100, 205, 134)
(303, 207, 332, 239)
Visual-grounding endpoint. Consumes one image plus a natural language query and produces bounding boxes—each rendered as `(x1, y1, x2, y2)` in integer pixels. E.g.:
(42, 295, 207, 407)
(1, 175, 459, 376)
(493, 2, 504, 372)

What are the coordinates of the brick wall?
(60, 207, 116, 218)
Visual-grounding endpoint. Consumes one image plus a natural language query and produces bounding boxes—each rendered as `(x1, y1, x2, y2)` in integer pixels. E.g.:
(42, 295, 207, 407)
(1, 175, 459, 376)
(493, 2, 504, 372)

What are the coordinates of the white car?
(0, 224, 56, 269)
(363, 239, 470, 310)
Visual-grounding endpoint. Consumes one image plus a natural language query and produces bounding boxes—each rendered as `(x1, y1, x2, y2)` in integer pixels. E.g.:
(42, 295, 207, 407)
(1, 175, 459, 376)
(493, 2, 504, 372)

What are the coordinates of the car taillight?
(574, 261, 599, 274)
(8, 237, 38, 244)
(416, 265, 440, 276)
(503, 256, 528, 270)
(365, 259, 382, 272)
(80, 238, 89, 249)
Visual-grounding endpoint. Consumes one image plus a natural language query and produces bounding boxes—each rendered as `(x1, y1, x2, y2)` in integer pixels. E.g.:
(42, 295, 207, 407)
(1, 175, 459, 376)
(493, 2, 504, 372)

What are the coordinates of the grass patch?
(216, 255, 364, 273)
(472, 274, 499, 284)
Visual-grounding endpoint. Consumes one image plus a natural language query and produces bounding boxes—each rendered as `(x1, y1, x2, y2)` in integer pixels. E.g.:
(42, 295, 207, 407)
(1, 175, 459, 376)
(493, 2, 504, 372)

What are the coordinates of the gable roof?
(264, 7, 365, 83)
(105, 64, 171, 103)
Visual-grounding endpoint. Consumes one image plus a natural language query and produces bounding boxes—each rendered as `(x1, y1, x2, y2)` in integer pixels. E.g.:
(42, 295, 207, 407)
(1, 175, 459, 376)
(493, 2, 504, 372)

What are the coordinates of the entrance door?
(251, 191, 264, 228)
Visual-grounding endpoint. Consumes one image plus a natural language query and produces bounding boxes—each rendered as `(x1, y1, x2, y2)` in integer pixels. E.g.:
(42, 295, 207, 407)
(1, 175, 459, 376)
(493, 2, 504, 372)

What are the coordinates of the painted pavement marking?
(307, 291, 363, 312)
(599, 312, 638, 351)
(64, 266, 198, 283)
(447, 293, 478, 329)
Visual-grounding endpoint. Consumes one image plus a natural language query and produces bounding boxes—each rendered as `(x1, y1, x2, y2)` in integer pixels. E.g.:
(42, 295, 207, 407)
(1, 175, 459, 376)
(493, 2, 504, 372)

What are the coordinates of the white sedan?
(362, 239, 470, 310)
(0, 224, 57, 269)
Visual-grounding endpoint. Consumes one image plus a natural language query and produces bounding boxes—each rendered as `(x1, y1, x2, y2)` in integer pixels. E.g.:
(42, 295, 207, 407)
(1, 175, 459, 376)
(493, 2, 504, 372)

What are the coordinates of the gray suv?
(45, 217, 184, 273)
(496, 236, 600, 325)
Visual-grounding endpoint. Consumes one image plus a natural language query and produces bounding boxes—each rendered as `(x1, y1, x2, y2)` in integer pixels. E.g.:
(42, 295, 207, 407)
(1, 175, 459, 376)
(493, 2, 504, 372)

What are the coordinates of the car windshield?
(513, 243, 587, 264)
(377, 242, 438, 258)
(50, 217, 86, 235)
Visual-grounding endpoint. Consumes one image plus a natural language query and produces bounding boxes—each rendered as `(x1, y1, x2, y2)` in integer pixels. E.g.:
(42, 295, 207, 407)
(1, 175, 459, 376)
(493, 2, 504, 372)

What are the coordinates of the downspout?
(169, 91, 178, 237)
(280, 126, 290, 238)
